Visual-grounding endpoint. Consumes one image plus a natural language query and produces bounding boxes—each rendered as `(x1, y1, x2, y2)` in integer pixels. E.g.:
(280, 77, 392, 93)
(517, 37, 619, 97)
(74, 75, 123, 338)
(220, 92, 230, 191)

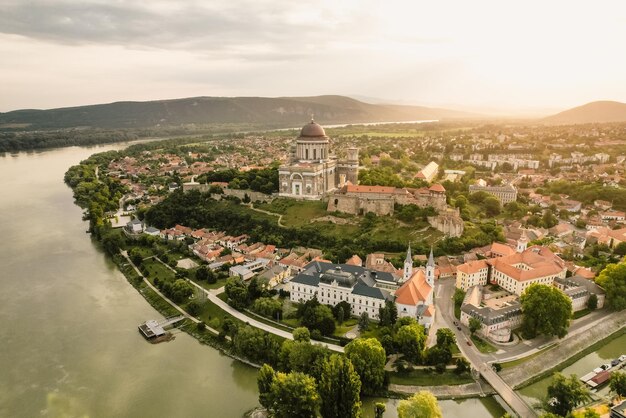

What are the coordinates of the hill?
(0, 95, 477, 130)
(544, 101, 626, 124)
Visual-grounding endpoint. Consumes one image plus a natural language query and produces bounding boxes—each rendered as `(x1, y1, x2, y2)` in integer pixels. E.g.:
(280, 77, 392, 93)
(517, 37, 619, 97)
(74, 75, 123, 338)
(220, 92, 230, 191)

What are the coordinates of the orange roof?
(423, 305, 435, 317)
(490, 242, 516, 257)
(345, 255, 363, 266)
(345, 184, 396, 194)
(488, 247, 565, 282)
(428, 184, 446, 193)
(395, 270, 432, 305)
(457, 259, 488, 274)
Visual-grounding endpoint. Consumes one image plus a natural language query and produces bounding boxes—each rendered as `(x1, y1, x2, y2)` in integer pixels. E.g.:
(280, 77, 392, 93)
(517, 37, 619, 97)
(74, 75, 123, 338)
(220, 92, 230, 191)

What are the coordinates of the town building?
(289, 261, 397, 319)
(456, 235, 567, 295)
(290, 251, 436, 326)
(415, 161, 439, 183)
(278, 120, 358, 199)
(469, 183, 518, 204)
(395, 249, 436, 327)
(553, 275, 606, 311)
(460, 285, 522, 343)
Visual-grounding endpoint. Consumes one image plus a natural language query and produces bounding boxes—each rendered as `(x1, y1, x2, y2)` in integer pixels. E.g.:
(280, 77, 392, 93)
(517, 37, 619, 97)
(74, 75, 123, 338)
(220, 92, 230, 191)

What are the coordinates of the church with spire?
(395, 245, 436, 327)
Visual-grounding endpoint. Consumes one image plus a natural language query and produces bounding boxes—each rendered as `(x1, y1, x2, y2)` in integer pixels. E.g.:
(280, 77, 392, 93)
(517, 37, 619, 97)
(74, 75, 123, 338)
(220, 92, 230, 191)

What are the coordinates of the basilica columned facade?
(278, 120, 358, 199)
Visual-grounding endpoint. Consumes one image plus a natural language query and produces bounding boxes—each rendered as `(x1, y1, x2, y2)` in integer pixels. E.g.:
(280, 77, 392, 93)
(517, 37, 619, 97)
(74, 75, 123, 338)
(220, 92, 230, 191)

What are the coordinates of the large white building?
(290, 247, 436, 326)
(289, 261, 397, 319)
(469, 183, 518, 204)
(456, 234, 567, 296)
(278, 120, 358, 199)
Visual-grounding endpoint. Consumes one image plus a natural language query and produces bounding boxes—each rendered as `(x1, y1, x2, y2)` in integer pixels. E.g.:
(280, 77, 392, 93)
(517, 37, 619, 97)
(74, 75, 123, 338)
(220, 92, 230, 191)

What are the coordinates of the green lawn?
(470, 335, 497, 354)
(255, 199, 329, 227)
(142, 257, 176, 283)
(193, 291, 244, 331)
(334, 318, 359, 337)
(573, 308, 591, 319)
(387, 370, 473, 386)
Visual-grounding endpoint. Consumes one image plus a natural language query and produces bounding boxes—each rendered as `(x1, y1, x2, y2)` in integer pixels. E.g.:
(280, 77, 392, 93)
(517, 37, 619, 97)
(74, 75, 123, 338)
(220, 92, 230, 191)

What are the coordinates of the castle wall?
(327, 195, 394, 216)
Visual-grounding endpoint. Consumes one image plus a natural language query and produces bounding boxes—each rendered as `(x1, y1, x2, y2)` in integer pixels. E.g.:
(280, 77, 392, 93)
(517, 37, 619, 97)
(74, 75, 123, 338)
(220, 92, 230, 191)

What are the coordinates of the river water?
(0, 143, 503, 417)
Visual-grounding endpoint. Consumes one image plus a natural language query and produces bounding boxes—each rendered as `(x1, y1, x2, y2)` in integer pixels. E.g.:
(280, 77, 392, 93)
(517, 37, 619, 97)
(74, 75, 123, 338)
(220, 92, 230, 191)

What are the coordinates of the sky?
(1, 0, 625, 115)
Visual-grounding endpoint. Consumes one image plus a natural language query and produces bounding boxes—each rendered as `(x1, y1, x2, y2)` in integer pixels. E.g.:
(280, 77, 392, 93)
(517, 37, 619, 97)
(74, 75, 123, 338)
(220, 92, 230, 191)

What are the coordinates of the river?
(0, 142, 503, 417)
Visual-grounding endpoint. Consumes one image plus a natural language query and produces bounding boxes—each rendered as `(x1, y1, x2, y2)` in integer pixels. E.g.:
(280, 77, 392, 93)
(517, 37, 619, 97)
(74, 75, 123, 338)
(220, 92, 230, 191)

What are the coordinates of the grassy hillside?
(0, 95, 477, 130)
(544, 100, 626, 124)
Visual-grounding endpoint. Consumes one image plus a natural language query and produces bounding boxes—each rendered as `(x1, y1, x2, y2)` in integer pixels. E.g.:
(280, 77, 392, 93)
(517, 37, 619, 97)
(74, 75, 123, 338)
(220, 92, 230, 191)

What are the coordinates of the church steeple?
(517, 230, 529, 253)
(426, 247, 435, 286)
(403, 243, 413, 281)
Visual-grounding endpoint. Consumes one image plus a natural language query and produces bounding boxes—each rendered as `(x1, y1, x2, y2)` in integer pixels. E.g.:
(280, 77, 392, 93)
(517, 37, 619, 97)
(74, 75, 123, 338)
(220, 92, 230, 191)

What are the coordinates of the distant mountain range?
(0, 95, 479, 130)
(544, 101, 626, 124)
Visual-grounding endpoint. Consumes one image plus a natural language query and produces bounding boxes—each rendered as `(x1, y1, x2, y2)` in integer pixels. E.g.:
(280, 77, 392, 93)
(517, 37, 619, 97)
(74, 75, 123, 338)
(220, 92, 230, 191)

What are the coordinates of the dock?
(138, 315, 185, 340)
(580, 354, 626, 388)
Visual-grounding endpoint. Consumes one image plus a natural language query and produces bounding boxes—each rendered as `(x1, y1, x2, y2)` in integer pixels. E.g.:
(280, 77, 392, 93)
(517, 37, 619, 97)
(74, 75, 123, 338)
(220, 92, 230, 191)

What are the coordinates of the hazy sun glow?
(0, 0, 625, 113)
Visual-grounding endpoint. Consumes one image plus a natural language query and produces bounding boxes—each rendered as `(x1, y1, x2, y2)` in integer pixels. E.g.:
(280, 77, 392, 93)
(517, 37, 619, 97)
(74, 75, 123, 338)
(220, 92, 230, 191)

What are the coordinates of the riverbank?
(500, 311, 626, 389)
(112, 252, 264, 369)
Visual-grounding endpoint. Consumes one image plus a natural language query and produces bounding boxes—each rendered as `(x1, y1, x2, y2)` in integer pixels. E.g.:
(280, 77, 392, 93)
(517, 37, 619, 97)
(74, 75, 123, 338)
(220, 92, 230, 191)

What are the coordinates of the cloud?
(0, 0, 377, 60)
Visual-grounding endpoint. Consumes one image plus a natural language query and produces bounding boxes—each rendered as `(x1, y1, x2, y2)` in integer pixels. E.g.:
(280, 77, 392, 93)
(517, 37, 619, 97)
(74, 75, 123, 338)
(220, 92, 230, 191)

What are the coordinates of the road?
(436, 278, 538, 418)
(188, 279, 345, 353)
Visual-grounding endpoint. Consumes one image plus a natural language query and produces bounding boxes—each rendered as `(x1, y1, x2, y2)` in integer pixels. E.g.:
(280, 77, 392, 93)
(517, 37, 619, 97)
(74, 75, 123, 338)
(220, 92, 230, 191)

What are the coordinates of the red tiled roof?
(346, 185, 396, 194)
(395, 270, 432, 306)
(428, 184, 446, 193)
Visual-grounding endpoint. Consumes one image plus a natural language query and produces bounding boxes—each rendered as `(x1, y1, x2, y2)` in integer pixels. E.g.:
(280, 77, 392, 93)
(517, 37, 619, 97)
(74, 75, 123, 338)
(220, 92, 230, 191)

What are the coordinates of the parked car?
(457, 326, 462, 331)
(467, 340, 472, 346)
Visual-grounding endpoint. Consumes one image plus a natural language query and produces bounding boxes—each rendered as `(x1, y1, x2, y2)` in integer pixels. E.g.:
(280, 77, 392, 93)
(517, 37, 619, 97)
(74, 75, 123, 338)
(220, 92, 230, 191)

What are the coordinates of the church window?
(305, 149, 309, 159)
(314, 149, 317, 160)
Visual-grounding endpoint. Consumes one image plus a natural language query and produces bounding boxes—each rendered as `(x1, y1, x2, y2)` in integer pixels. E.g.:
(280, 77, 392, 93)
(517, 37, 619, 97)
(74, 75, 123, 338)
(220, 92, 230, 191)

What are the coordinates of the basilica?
(278, 119, 359, 199)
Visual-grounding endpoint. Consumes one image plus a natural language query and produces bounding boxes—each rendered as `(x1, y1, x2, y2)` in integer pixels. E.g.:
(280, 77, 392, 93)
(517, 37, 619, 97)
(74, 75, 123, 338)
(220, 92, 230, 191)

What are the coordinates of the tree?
(614, 242, 626, 256)
(436, 328, 456, 349)
(469, 317, 482, 335)
(544, 372, 590, 417)
(233, 325, 280, 365)
(195, 266, 208, 281)
(333, 300, 352, 322)
(454, 358, 470, 375)
(379, 300, 398, 327)
(293, 327, 311, 343)
(358, 312, 370, 332)
(596, 262, 626, 311)
(374, 402, 386, 418)
(247, 277, 263, 301)
(483, 196, 501, 217)
(395, 323, 427, 364)
(252, 297, 283, 319)
(224, 277, 249, 309)
(269, 371, 319, 418)
(520, 284, 572, 339)
(169, 279, 193, 303)
(581, 409, 600, 418)
(319, 355, 362, 418)
(286, 341, 329, 380)
(345, 338, 387, 395)
(424, 346, 452, 367)
(257, 364, 276, 410)
(587, 294, 598, 310)
(610, 371, 626, 397)
(301, 304, 336, 336)
(397, 391, 443, 418)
